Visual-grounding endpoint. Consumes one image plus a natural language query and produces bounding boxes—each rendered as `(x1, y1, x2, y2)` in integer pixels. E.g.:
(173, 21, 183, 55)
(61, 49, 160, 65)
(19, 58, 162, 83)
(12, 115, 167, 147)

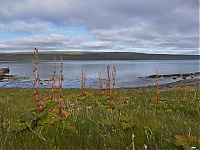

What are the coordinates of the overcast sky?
(0, 0, 199, 54)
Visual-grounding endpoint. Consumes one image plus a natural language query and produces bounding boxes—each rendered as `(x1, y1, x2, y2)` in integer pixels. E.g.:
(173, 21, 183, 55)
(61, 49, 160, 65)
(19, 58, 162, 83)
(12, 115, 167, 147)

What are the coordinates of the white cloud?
(0, 34, 70, 51)
(0, 0, 198, 54)
(81, 41, 112, 50)
(0, 20, 52, 34)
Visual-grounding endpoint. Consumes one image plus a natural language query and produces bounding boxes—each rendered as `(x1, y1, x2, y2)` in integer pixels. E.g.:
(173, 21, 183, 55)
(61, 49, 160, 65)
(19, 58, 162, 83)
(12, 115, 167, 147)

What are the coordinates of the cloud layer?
(0, 0, 199, 54)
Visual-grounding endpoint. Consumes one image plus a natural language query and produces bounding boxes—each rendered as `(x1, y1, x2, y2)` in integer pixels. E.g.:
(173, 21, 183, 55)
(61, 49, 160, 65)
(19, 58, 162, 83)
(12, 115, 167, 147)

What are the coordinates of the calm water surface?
(0, 60, 199, 88)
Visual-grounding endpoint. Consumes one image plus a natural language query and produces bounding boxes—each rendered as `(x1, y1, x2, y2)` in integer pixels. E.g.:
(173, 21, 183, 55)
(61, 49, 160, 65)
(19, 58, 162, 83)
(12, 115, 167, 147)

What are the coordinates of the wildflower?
(86, 106, 91, 109)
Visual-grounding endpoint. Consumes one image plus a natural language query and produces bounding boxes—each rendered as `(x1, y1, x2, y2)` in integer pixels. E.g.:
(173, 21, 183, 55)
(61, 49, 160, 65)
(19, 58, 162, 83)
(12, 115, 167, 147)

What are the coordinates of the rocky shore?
(0, 73, 199, 89)
(145, 72, 200, 80)
(135, 72, 200, 89)
(146, 78, 200, 89)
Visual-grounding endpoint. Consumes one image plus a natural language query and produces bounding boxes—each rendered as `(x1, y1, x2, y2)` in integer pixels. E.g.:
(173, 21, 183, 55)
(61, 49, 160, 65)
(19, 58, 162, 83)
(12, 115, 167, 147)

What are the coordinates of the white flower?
(190, 146, 197, 150)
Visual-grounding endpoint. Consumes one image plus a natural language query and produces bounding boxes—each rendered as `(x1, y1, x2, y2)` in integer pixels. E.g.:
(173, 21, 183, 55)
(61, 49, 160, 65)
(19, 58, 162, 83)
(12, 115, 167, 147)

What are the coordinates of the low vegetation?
(0, 49, 199, 149)
(0, 86, 199, 149)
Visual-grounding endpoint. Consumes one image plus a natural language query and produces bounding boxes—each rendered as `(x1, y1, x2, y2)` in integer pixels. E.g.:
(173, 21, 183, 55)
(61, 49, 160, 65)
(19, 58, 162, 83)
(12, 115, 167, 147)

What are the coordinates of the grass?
(0, 86, 199, 150)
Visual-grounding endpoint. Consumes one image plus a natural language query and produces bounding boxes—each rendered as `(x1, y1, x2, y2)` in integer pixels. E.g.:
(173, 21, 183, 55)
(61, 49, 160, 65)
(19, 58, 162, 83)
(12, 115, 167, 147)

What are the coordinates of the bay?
(0, 60, 199, 88)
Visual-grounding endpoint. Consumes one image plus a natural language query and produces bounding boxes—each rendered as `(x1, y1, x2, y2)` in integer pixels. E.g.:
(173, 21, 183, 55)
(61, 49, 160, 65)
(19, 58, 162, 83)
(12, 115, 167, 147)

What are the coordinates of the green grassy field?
(0, 86, 199, 150)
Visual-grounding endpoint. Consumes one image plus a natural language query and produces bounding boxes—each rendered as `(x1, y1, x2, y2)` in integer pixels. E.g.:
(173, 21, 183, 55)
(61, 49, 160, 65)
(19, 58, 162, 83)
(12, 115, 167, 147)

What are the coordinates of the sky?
(0, 0, 199, 55)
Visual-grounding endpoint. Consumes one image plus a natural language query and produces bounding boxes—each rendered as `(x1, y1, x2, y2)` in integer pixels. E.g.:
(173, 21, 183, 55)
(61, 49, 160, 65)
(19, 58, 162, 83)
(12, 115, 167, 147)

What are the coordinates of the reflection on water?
(0, 60, 199, 88)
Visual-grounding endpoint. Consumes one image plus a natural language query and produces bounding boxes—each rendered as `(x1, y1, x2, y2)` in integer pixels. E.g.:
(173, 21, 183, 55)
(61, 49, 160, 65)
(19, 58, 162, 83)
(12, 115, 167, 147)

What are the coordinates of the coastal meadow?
(0, 49, 199, 149)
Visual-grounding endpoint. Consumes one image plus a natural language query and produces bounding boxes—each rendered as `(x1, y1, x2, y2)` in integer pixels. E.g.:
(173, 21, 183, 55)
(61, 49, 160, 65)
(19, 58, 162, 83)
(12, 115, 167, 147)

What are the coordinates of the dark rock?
(0, 67, 10, 75)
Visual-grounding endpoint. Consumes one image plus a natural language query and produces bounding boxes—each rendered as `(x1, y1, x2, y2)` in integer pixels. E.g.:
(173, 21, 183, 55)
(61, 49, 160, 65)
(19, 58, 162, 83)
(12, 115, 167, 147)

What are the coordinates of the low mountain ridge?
(0, 52, 199, 61)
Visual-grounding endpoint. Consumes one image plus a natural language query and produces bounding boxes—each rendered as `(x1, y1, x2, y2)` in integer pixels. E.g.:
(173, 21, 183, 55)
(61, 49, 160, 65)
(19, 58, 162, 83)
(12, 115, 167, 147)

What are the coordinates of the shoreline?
(141, 78, 200, 89)
(117, 78, 199, 90)
(0, 75, 199, 89)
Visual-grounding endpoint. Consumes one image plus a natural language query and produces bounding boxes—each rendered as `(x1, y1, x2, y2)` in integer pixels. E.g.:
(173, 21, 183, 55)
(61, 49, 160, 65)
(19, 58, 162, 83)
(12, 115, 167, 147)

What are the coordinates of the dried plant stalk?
(98, 72, 103, 96)
(33, 48, 40, 102)
(50, 58, 56, 100)
(90, 82, 93, 95)
(155, 71, 160, 102)
(106, 65, 111, 99)
(112, 65, 117, 92)
(58, 56, 64, 120)
(59, 56, 63, 98)
(179, 73, 183, 99)
(33, 48, 46, 113)
(81, 70, 87, 96)
(132, 134, 135, 150)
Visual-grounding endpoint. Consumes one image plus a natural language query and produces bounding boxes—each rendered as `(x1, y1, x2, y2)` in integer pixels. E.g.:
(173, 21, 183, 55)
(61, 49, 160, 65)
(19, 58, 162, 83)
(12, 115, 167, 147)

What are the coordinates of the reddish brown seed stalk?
(57, 56, 69, 121)
(58, 56, 64, 120)
(155, 71, 160, 102)
(50, 58, 56, 100)
(33, 48, 46, 114)
(56, 57, 69, 120)
(59, 56, 64, 98)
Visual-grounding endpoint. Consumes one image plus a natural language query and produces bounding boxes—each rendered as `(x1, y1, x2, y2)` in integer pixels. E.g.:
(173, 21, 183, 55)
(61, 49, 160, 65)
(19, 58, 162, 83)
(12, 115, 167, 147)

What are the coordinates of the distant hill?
(0, 52, 199, 61)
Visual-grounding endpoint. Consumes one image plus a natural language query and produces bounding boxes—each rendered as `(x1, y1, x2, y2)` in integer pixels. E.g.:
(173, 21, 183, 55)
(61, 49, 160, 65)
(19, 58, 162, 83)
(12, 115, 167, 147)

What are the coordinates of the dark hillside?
(0, 52, 199, 61)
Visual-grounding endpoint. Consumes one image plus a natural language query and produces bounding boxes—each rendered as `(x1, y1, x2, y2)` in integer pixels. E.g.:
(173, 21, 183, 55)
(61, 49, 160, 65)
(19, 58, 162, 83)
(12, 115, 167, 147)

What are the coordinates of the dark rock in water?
(0, 67, 10, 75)
(148, 75, 160, 78)
(182, 76, 187, 79)
(4, 68, 10, 74)
(146, 72, 200, 79)
(0, 75, 4, 80)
